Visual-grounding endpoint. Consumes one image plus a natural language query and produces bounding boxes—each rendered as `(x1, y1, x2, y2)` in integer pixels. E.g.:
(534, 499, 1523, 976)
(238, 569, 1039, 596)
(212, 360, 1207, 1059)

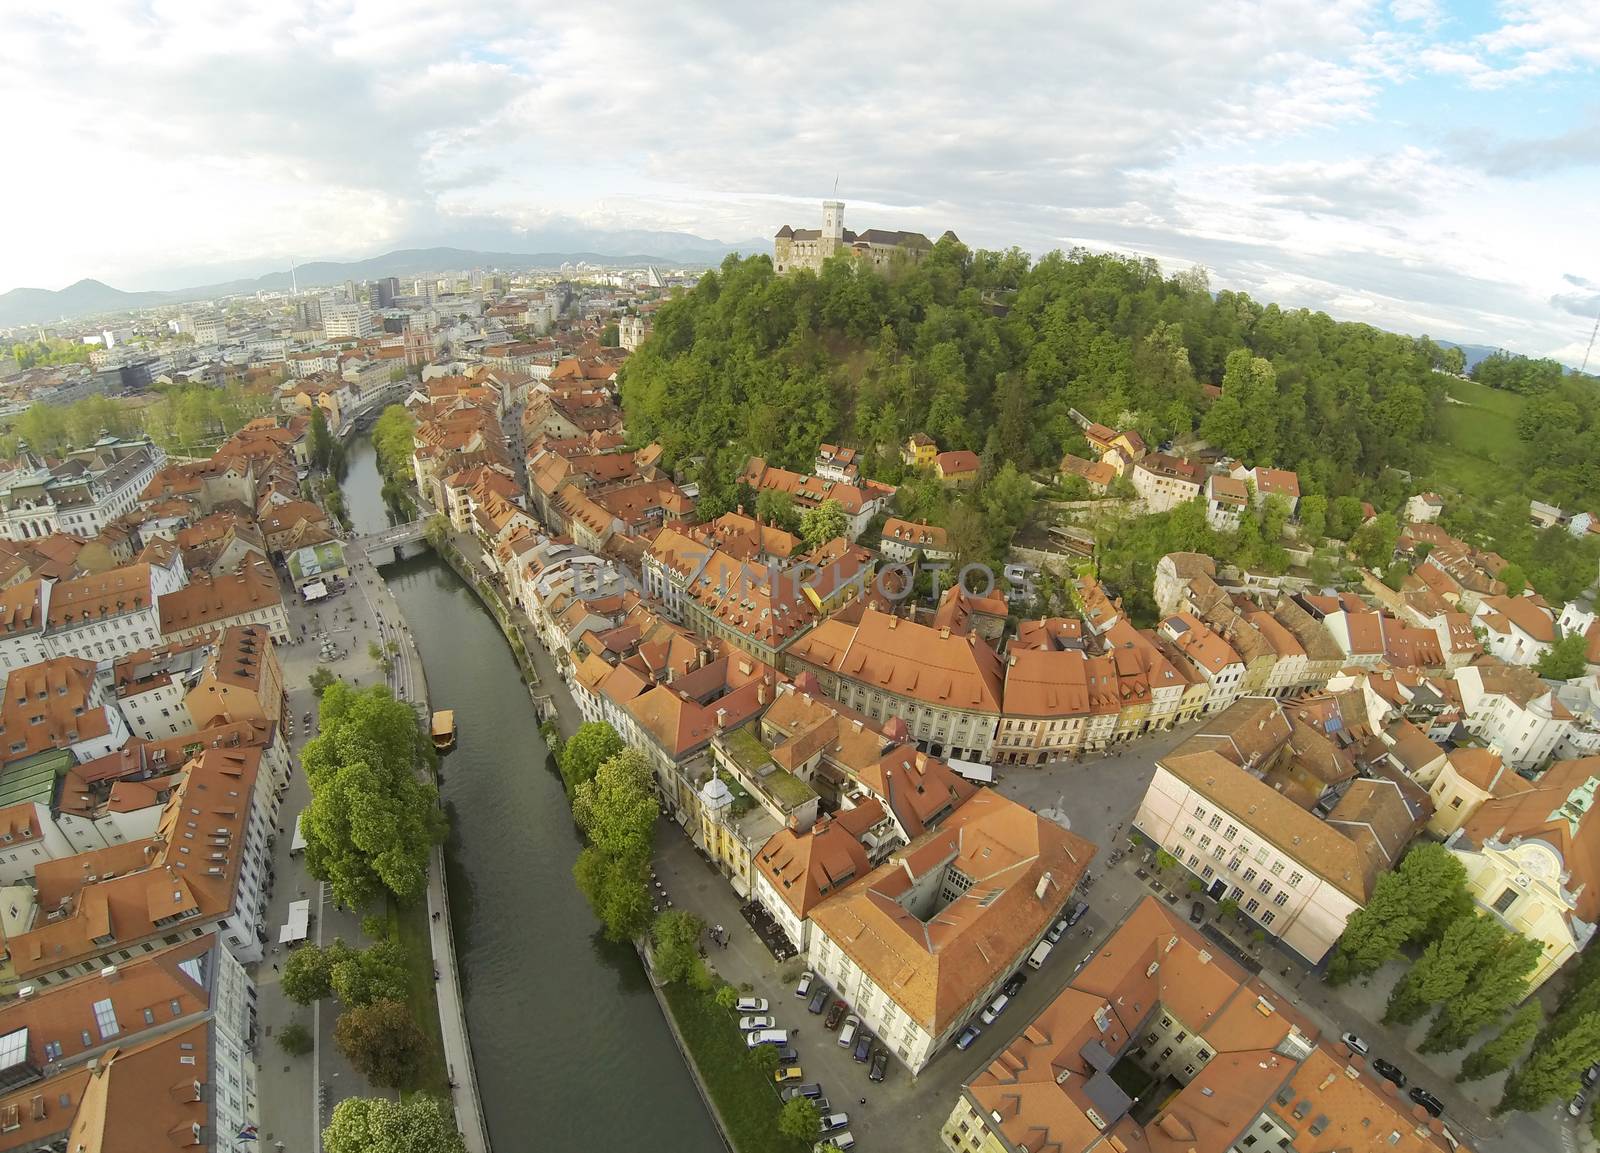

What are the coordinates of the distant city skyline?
(1, 1, 1596, 361)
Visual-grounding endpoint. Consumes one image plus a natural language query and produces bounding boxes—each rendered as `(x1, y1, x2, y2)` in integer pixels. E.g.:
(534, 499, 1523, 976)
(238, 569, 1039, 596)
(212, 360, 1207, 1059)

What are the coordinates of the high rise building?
(322, 303, 374, 339)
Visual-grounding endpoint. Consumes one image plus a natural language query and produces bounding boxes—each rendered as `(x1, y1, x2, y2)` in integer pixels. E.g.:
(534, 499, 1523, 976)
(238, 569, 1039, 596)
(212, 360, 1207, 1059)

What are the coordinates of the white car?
(739, 1014, 776, 1031)
(795, 971, 815, 997)
(736, 997, 769, 1013)
(819, 1112, 850, 1132)
(838, 1013, 860, 1047)
(1340, 1031, 1369, 1056)
(980, 993, 1010, 1024)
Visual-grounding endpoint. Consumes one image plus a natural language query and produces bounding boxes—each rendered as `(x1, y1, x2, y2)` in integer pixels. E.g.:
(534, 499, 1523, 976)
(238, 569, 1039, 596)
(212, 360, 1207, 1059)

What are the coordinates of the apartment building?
(1456, 661, 1573, 771)
(0, 656, 131, 770)
(0, 439, 164, 543)
(1445, 755, 1600, 994)
(943, 897, 1457, 1153)
(808, 789, 1093, 1072)
(1158, 612, 1245, 715)
(111, 638, 211, 739)
(158, 557, 290, 646)
(1427, 747, 1530, 838)
(1134, 701, 1379, 963)
(5, 745, 275, 991)
(1473, 592, 1557, 666)
(0, 933, 257, 1152)
(0, 562, 188, 670)
(786, 606, 1004, 762)
(1130, 453, 1203, 512)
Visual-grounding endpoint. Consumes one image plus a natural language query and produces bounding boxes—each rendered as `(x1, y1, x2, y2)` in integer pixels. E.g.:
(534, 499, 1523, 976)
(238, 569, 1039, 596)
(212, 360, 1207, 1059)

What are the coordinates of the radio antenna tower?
(1582, 299, 1600, 375)
(290, 259, 298, 297)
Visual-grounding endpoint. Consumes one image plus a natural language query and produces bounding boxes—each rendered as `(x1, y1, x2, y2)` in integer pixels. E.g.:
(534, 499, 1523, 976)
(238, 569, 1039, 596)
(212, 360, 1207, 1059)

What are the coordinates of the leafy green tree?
(1500, 562, 1528, 597)
(300, 683, 447, 908)
(309, 406, 337, 470)
(323, 1095, 466, 1153)
(333, 999, 427, 1089)
(1384, 914, 1502, 1025)
(309, 666, 337, 697)
(282, 942, 337, 1004)
(714, 984, 740, 1010)
(1323, 495, 1363, 541)
(1296, 493, 1328, 542)
(1496, 1011, 1600, 1114)
(1326, 844, 1466, 985)
(1537, 632, 1589, 681)
(1421, 933, 1543, 1053)
(1351, 512, 1399, 570)
(778, 1096, 822, 1141)
(572, 748, 659, 863)
(558, 721, 624, 796)
(277, 1021, 314, 1056)
(799, 498, 848, 550)
(755, 488, 798, 531)
(651, 909, 706, 985)
(1458, 1001, 1541, 1082)
(330, 939, 409, 1007)
(573, 845, 653, 942)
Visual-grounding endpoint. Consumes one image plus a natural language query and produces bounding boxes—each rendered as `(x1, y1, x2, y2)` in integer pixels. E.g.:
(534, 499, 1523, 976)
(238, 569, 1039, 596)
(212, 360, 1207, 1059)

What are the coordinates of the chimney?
(716, 707, 727, 731)
(758, 681, 768, 706)
(939, 626, 950, 639)
(1034, 870, 1054, 900)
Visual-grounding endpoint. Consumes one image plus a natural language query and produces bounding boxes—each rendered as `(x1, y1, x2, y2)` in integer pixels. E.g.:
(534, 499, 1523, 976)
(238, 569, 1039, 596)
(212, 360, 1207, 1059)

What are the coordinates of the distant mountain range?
(1437, 340, 1502, 372)
(0, 231, 768, 328)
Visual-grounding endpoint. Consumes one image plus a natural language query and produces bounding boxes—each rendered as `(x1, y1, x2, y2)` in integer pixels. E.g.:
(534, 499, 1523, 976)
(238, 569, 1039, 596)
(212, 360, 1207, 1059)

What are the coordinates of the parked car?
(956, 1024, 982, 1050)
(1002, 971, 1028, 997)
(1189, 900, 1205, 925)
(1409, 1087, 1444, 1118)
(746, 1028, 790, 1048)
(1045, 916, 1071, 944)
(819, 1112, 850, 1133)
(852, 1029, 872, 1062)
(1585, 1062, 1600, 1088)
(1066, 899, 1091, 926)
(825, 1000, 847, 1030)
(1027, 940, 1055, 970)
(739, 1014, 776, 1031)
(815, 1135, 854, 1152)
(980, 993, 1010, 1024)
(808, 987, 829, 1014)
(795, 971, 815, 997)
(868, 1045, 888, 1082)
(1340, 1032, 1369, 1056)
(784, 1083, 823, 1101)
(1371, 1058, 1406, 1088)
(736, 997, 769, 1013)
(774, 1065, 805, 1083)
(776, 1046, 798, 1063)
(1569, 1091, 1588, 1118)
(838, 1013, 860, 1048)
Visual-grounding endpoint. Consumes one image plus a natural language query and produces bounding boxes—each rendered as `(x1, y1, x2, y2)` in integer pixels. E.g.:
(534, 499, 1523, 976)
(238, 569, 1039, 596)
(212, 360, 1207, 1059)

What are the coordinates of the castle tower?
(821, 200, 845, 258)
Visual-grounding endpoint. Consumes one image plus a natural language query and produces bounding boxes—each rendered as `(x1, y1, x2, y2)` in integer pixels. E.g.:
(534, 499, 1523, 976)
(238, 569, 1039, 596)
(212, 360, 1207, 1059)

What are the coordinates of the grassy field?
(1422, 376, 1525, 501)
(387, 896, 452, 1099)
(661, 980, 808, 1153)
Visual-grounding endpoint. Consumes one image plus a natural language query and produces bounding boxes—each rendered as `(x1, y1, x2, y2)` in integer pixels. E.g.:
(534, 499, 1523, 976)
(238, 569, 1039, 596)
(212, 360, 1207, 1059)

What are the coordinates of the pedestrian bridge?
(358, 519, 429, 560)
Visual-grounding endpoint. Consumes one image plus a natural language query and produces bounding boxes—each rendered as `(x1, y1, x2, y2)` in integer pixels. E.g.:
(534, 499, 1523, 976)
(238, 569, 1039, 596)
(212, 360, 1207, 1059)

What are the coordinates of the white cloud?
(0, 0, 1591, 359)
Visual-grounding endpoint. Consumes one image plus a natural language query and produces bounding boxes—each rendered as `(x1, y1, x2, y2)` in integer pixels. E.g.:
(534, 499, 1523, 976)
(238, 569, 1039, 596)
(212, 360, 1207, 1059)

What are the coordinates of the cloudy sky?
(2, 1, 1597, 360)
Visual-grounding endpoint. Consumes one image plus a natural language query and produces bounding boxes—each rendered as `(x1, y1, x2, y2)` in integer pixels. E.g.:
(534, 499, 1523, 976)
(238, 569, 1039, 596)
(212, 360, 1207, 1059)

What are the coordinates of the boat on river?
(431, 709, 457, 752)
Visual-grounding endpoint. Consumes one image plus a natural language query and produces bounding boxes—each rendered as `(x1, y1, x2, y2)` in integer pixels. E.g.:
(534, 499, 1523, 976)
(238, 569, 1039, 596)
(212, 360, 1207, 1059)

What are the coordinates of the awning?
(947, 757, 994, 784)
(290, 811, 307, 854)
(302, 581, 329, 601)
(279, 899, 311, 944)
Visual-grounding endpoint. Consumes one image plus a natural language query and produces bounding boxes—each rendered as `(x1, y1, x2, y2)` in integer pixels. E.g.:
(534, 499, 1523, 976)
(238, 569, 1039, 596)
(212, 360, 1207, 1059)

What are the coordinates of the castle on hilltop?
(773, 200, 953, 275)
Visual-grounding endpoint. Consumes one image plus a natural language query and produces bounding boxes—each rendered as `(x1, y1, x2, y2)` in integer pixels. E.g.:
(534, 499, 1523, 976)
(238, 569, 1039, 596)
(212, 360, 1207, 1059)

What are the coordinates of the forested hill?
(619, 242, 1451, 516)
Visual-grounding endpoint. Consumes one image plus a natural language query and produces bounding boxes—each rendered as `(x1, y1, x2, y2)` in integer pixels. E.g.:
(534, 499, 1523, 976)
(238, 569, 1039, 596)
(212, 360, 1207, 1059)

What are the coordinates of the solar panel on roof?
(0, 1028, 26, 1071)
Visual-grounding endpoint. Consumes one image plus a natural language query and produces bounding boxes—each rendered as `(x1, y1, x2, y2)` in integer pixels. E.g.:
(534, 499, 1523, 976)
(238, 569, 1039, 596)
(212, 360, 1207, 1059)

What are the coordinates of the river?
(340, 437, 720, 1151)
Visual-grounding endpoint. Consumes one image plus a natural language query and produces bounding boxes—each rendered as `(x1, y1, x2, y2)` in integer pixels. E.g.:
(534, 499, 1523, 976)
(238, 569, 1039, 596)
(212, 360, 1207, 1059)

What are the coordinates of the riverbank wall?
(637, 943, 738, 1153)
(423, 530, 546, 699)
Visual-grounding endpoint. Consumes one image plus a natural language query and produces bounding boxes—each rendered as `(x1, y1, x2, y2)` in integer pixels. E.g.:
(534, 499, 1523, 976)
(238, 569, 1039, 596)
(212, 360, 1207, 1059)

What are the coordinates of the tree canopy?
(332, 998, 427, 1090)
(300, 682, 446, 908)
(558, 721, 625, 796)
(571, 747, 659, 942)
(619, 247, 1452, 515)
(323, 1095, 465, 1153)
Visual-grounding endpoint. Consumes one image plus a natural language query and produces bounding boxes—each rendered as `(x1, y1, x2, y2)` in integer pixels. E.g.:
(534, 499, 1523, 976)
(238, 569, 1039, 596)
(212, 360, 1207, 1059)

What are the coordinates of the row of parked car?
(1340, 1033, 1445, 1118)
(955, 901, 1089, 1053)
(737, 969, 895, 1151)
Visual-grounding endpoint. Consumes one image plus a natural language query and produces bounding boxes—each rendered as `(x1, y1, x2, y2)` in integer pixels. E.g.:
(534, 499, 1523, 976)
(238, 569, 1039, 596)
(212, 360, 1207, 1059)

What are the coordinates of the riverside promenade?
(351, 553, 492, 1153)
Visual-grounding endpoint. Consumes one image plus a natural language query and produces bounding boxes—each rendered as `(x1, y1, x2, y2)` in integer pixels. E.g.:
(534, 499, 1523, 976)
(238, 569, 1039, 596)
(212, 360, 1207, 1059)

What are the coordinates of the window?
(1197, 1048, 1210, 1061)
(1258, 879, 1272, 894)
(1224, 824, 1238, 840)
(1288, 871, 1304, 887)
(1270, 861, 1285, 876)
(1193, 805, 1206, 819)
(1492, 888, 1519, 914)
(1246, 898, 1259, 913)
(1174, 1031, 1187, 1043)
(1183, 1063, 1196, 1076)
(142, 1008, 154, 1025)
(1208, 814, 1222, 831)
(1273, 891, 1289, 907)
(1160, 1047, 1174, 1060)
(1199, 835, 1212, 849)
(1183, 825, 1197, 840)
(1243, 868, 1258, 883)
(1262, 911, 1276, 925)
(1202, 866, 1214, 878)
(43, 1041, 62, 1060)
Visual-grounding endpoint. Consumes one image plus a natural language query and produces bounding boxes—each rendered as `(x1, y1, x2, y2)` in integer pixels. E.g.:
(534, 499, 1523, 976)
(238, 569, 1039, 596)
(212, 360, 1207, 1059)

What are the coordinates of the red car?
(824, 1000, 847, 1030)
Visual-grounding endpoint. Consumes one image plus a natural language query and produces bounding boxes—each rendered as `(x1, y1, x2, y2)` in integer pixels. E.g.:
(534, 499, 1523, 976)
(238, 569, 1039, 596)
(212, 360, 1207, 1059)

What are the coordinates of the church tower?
(820, 200, 845, 259)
